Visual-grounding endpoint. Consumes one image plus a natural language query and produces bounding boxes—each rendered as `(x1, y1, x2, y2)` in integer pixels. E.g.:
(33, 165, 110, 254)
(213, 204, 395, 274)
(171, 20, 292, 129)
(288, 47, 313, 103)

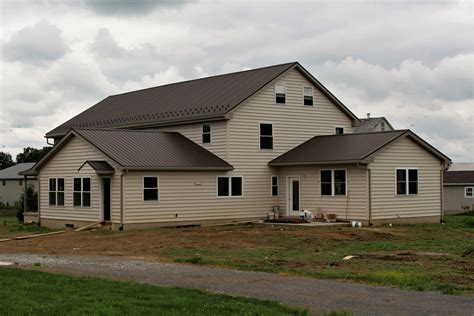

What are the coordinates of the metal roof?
(46, 62, 359, 137)
(0, 163, 37, 179)
(353, 117, 394, 133)
(443, 171, 474, 184)
(269, 130, 450, 167)
(79, 161, 115, 174)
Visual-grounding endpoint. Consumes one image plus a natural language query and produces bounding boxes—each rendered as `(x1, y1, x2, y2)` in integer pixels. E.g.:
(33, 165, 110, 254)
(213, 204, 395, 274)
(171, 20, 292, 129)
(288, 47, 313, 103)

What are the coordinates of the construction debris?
(343, 255, 358, 261)
(74, 221, 103, 232)
(14, 231, 67, 240)
(0, 238, 11, 243)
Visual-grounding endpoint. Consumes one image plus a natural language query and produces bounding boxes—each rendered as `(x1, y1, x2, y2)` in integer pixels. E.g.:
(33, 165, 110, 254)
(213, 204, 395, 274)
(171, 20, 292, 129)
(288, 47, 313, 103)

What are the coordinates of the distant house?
(0, 163, 37, 206)
(354, 115, 394, 133)
(24, 62, 451, 229)
(443, 164, 474, 213)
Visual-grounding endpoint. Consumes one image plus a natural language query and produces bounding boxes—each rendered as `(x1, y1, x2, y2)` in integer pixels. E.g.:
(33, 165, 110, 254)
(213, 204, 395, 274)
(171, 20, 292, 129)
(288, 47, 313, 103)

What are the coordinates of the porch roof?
(79, 161, 115, 175)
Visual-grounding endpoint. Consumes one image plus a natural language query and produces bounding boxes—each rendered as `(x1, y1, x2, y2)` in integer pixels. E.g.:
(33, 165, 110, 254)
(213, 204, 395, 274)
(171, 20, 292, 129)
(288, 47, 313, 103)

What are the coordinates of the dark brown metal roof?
(80, 160, 115, 174)
(73, 129, 233, 170)
(46, 62, 298, 137)
(269, 130, 447, 166)
(443, 171, 474, 184)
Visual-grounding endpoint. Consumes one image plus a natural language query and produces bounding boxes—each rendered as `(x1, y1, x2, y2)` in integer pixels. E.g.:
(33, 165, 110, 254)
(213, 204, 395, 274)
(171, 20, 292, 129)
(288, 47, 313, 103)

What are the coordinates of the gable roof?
(0, 163, 37, 179)
(46, 62, 359, 138)
(79, 161, 115, 174)
(269, 130, 450, 167)
(443, 171, 474, 185)
(31, 129, 233, 173)
(353, 117, 394, 133)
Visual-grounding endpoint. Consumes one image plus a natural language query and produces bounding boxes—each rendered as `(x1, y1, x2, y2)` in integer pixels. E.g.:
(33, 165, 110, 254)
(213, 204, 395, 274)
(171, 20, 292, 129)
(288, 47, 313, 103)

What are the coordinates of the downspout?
(37, 174, 41, 226)
(119, 170, 127, 231)
(23, 176, 27, 214)
(357, 163, 372, 226)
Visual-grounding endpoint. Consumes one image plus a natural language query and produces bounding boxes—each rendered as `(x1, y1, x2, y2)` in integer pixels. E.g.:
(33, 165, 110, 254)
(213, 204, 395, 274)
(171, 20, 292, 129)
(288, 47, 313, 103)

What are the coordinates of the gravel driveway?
(1, 253, 473, 315)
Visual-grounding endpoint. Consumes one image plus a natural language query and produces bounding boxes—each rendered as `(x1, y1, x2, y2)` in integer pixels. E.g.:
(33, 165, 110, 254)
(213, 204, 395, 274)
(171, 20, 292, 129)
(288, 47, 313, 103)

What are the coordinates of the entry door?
(103, 178, 111, 221)
(288, 177, 300, 215)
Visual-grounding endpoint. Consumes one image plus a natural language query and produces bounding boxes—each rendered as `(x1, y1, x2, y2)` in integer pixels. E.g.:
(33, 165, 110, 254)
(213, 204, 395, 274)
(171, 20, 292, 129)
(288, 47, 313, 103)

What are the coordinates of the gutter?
(357, 163, 372, 226)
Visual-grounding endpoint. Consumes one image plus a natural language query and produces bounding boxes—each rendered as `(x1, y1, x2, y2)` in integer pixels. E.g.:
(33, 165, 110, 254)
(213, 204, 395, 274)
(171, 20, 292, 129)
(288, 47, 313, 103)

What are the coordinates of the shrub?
(16, 184, 38, 212)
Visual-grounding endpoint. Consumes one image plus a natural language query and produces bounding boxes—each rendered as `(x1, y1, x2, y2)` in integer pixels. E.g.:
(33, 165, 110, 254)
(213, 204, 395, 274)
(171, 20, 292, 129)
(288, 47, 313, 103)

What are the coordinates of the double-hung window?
(217, 176, 243, 197)
(396, 169, 418, 195)
(143, 176, 159, 201)
(271, 176, 278, 196)
(320, 170, 346, 196)
(260, 123, 273, 149)
(465, 187, 473, 198)
(202, 123, 211, 144)
(275, 83, 286, 104)
(49, 178, 65, 206)
(303, 86, 313, 106)
(74, 177, 91, 207)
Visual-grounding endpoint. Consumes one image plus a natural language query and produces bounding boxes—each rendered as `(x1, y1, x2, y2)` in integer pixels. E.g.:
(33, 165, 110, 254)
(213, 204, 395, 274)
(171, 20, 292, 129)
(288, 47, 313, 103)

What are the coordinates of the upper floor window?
(275, 83, 286, 104)
(271, 176, 278, 196)
(321, 170, 346, 196)
(49, 178, 65, 206)
(396, 169, 418, 195)
(381, 121, 385, 131)
(335, 127, 344, 135)
(217, 176, 243, 197)
(303, 86, 313, 106)
(260, 123, 273, 149)
(143, 176, 159, 201)
(202, 123, 211, 144)
(465, 187, 473, 198)
(74, 177, 91, 207)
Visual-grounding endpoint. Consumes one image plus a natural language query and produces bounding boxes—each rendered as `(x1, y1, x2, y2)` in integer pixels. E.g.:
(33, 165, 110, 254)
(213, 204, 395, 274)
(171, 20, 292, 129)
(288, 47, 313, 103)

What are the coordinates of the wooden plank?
(0, 238, 12, 243)
(14, 231, 66, 240)
(74, 221, 102, 232)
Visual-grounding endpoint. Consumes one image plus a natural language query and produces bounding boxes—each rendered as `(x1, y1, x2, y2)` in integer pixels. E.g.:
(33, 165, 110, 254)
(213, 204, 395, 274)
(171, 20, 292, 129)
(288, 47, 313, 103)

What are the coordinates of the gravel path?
(1, 253, 473, 315)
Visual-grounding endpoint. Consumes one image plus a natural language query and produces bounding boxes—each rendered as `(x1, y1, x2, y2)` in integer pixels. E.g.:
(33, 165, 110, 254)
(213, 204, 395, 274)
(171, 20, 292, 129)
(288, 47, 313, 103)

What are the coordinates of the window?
(202, 123, 211, 144)
(381, 121, 385, 131)
(217, 176, 243, 197)
(335, 127, 344, 135)
(465, 187, 473, 198)
(2, 180, 5, 186)
(49, 178, 64, 206)
(260, 123, 273, 149)
(303, 86, 313, 106)
(396, 169, 418, 195)
(275, 83, 286, 104)
(74, 177, 91, 207)
(271, 176, 278, 196)
(320, 170, 346, 196)
(143, 176, 159, 201)
(19, 179, 23, 186)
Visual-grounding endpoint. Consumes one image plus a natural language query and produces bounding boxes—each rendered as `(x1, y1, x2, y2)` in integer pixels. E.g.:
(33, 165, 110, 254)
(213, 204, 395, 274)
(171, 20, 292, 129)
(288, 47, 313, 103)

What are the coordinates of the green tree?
(0, 152, 15, 170)
(16, 146, 52, 163)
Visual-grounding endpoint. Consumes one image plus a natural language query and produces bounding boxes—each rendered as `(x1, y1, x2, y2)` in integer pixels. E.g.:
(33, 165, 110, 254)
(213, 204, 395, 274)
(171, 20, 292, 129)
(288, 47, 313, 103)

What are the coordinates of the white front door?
(288, 177, 300, 215)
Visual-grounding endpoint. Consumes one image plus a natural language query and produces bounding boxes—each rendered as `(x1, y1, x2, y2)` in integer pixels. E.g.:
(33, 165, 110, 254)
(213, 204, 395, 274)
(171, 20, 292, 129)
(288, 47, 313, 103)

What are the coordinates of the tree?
(0, 152, 15, 170)
(16, 146, 52, 163)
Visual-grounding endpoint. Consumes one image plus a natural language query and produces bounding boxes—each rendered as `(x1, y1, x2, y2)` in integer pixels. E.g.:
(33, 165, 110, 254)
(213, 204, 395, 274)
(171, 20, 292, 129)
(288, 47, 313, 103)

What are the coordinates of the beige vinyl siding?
(276, 166, 368, 220)
(369, 137, 443, 220)
(443, 185, 474, 212)
(156, 120, 228, 159)
(38, 135, 122, 223)
(222, 68, 355, 218)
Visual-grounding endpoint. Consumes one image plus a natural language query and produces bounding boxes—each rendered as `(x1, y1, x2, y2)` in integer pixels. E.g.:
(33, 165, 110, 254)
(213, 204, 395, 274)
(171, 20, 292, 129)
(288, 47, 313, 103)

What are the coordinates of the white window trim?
(465, 187, 474, 198)
(48, 177, 65, 207)
(303, 86, 314, 106)
(275, 82, 286, 104)
(142, 176, 160, 203)
(320, 169, 348, 196)
(259, 122, 274, 150)
(335, 126, 345, 135)
(395, 168, 419, 196)
(216, 176, 244, 198)
(202, 123, 212, 145)
(271, 175, 278, 196)
(73, 177, 91, 208)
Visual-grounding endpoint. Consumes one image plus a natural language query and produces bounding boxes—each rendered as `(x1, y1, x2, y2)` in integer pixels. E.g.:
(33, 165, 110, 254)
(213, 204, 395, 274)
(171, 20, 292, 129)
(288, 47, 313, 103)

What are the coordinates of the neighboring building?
(0, 163, 37, 206)
(443, 164, 474, 213)
(25, 62, 451, 229)
(354, 115, 394, 133)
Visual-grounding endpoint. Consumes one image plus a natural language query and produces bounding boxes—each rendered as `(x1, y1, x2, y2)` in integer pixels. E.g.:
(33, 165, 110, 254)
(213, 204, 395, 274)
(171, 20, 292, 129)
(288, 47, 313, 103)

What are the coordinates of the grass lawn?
(0, 267, 306, 316)
(0, 215, 54, 237)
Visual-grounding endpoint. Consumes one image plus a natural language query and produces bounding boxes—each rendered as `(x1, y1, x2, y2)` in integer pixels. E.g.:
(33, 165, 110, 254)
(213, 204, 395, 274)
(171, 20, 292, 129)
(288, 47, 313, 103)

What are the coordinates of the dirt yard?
(1, 214, 473, 295)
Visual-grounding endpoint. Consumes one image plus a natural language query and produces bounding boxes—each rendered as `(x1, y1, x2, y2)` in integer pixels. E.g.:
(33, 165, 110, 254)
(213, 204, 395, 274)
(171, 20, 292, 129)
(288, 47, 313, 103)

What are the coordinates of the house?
(443, 163, 474, 213)
(353, 115, 394, 133)
(0, 163, 37, 206)
(24, 62, 451, 229)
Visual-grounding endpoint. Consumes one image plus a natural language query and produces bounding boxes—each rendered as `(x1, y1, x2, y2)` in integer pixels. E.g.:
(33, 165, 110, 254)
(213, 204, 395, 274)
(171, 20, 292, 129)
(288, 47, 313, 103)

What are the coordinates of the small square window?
(303, 86, 313, 106)
(465, 187, 473, 198)
(335, 127, 344, 135)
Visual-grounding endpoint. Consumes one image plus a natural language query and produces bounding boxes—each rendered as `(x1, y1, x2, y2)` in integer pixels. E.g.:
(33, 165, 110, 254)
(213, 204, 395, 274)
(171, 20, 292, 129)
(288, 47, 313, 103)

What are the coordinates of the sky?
(0, 0, 473, 162)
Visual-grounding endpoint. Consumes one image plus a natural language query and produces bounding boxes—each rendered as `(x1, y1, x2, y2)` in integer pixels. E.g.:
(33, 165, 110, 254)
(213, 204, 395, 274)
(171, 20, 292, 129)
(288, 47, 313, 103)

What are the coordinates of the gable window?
(275, 83, 286, 104)
(271, 176, 278, 196)
(303, 86, 313, 106)
(381, 121, 385, 131)
(49, 178, 64, 206)
(396, 169, 418, 195)
(143, 176, 159, 201)
(335, 127, 344, 135)
(465, 187, 473, 198)
(320, 170, 346, 196)
(217, 176, 243, 197)
(260, 123, 273, 149)
(202, 123, 211, 144)
(74, 177, 91, 207)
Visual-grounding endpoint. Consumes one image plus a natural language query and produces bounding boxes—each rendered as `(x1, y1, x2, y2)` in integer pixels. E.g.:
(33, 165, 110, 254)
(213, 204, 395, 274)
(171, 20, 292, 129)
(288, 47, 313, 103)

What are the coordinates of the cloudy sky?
(1, 0, 473, 162)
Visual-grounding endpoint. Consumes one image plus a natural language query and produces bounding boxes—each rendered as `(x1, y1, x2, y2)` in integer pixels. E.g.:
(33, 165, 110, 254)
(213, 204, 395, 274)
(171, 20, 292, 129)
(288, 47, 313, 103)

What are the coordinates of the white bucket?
(351, 221, 362, 228)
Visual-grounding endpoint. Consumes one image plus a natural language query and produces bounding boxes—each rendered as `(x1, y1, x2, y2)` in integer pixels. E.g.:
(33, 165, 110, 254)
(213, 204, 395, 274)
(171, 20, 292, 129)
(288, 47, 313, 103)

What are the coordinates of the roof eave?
(268, 159, 367, 167)
(123, 166, 234, 171)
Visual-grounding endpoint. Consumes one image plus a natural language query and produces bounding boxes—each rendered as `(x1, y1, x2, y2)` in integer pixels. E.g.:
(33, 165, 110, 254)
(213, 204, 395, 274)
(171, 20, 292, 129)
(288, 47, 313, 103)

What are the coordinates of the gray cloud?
(83, 0, 193, 16)
(2, 20, 68, 66)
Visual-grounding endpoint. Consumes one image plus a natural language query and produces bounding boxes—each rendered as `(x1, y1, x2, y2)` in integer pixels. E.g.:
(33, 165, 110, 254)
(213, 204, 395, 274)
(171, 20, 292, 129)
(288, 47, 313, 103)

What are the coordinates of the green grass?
(0, 215, 54, 237)
(0, 268, 307, 316)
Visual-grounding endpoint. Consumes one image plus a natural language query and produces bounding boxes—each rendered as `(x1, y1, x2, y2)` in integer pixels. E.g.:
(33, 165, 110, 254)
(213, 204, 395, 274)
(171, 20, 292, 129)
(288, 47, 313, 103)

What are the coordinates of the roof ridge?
(312, 129, 408, 138)
(109, 62, 298, 98)
(73, 127, 178, 134)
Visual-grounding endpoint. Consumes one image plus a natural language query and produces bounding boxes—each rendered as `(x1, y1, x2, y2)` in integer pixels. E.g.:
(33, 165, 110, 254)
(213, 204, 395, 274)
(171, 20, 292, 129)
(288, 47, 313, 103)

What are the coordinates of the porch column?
(23, 175, 27, 212)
